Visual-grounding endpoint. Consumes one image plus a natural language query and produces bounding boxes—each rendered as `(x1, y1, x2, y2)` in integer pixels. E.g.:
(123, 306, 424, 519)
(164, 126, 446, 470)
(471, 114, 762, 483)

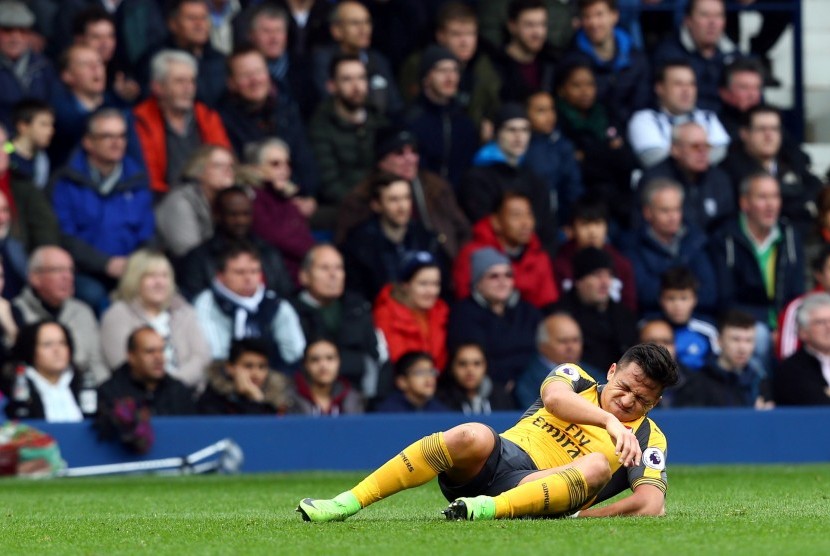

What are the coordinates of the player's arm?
(576, 484, 665, 517)
(542, 380, 641, 466)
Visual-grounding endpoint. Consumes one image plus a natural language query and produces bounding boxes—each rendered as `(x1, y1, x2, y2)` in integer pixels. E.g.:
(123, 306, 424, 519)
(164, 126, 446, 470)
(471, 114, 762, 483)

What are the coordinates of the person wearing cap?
(448, 247, 541, 400)
(459, 103, 556, 254)
(339, 171, 444, 302)
(373, 250, 449, 371)
(401, 45, 478, 191)
(551, 246, 637, 372)
(334, 126, 470, 261)
(453, 191, 558, 309)
(308, 53, 388, 231)
(0, 0, 60, 128)
(398, 2, 501, 136)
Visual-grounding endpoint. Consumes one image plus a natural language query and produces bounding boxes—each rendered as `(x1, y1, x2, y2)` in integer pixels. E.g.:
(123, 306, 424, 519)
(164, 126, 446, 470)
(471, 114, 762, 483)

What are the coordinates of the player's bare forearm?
(542, 382, 615, 429)
(578, 485, 666, 518)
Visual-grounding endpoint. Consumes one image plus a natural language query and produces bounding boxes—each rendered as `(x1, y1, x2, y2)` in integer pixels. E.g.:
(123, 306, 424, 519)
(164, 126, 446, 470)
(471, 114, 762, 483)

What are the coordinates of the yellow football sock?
(493, 467, 589, 518)
(350, 432, 454, 508)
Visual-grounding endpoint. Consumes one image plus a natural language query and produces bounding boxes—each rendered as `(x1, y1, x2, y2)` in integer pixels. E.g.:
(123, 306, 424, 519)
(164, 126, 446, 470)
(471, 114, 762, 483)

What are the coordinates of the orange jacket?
(133, 97, 231, 194)
(373, 284, 449, 370)
(453, 217, 559, 308)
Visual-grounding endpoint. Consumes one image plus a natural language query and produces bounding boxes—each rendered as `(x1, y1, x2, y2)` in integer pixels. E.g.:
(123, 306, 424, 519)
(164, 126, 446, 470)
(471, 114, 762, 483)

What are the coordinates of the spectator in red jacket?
(133, 49, 231, 195)
(373, 250, 449, 371)
(453, 191, 558, 310)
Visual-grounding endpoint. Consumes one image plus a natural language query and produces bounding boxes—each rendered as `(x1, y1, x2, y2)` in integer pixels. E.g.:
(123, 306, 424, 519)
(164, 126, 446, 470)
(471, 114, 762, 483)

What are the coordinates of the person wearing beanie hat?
(0, 0, 59, 127)
(447, 246, 541, 398)
(374, 126, 418, 163)
(373, 250, 449, 371)
(551, 246, 637, 371)
(403, 43, 478, 190)
(459, 102, 556, 254)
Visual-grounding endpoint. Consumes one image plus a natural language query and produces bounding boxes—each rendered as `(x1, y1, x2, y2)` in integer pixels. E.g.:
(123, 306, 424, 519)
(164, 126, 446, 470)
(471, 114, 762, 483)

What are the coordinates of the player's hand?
(606, 417, 641, 467)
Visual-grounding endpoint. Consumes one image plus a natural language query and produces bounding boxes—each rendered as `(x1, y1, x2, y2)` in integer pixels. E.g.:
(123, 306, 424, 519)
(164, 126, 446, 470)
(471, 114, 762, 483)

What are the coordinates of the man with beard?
(308, 53, 387, 231)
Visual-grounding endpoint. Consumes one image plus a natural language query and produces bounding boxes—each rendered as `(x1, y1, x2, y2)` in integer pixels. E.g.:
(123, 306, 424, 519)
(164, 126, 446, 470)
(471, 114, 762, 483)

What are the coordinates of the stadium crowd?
(1, 0, 828, 430)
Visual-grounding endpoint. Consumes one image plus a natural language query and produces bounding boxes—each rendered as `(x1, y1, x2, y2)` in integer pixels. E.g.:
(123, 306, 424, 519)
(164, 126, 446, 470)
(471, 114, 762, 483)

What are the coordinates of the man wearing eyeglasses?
(298, 342, 678, 521)
(50, 108, 154, 316)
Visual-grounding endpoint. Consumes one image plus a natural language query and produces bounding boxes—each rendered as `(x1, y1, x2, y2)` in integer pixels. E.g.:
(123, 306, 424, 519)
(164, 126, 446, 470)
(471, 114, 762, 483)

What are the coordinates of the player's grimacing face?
(602, 362, 662, 421)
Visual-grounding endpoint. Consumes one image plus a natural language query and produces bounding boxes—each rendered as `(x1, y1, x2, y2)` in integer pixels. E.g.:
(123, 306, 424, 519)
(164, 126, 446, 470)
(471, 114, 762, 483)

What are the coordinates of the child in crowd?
(375, 351, 448, 413)
(551, 196, 637, 313)
(199, 338, 295, 415)
(655, 267, 719, 371)
(4, 99, 54, 189)
(674, 310, 774, 409)
(293, 339, 364, 416)
(436, 342, 515, 414)
(523, 90, 583, 228)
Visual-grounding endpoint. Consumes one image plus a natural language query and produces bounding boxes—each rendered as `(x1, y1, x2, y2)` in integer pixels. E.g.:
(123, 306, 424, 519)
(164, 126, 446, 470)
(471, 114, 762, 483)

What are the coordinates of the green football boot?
(296, 492, 361, 522)
(442, 495, 496, 521)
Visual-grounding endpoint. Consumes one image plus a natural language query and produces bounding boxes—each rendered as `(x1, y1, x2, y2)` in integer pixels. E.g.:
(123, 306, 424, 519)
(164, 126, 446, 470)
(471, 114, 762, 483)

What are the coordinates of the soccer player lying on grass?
(297, 343, 679, 520)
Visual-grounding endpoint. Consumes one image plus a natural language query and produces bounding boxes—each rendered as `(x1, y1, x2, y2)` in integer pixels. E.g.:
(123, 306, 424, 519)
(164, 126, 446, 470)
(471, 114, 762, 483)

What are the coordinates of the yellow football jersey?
(501, 363, 668, 498)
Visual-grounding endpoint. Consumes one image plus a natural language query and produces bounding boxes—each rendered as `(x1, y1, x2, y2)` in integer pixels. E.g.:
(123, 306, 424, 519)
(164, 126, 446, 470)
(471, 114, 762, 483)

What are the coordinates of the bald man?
(514, 312, 600, 407)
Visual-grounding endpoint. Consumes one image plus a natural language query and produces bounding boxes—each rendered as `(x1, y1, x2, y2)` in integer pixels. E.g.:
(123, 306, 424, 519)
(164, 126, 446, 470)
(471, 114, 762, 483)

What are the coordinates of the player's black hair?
(717, 309, 756, 332)
(660, 266, 699, 293)
(618, 344, 679, 389)
(229, 338, 270, 363)
(395, 351, 435, 377)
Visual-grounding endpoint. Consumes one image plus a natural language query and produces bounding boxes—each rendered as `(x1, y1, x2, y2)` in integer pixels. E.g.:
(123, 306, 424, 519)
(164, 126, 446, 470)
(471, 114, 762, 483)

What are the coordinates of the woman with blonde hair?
(155, 144, 237, 257)
(99, 249, 211, 390)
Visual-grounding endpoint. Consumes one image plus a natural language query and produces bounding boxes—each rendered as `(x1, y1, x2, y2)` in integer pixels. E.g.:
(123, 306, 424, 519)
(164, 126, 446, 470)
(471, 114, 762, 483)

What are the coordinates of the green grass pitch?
(2, 465, 829, 555)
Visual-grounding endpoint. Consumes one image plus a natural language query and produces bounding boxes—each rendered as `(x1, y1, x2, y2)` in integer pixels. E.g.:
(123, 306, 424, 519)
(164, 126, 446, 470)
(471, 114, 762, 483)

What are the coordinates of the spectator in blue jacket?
(0, 1, 59, 128)
(50, 108, 155, 315)
(374, 351, 449, 413)
(523, 90, 583, 227)
(621, 177, 718, 316)
(403, 45, 478, 191)
(562, 0, 651, 125)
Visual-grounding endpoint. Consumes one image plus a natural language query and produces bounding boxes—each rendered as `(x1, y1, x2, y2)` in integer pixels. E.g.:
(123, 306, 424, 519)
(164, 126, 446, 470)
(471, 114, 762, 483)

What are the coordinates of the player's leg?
(445, 453, 611, 520)
(297, 423, 495, 522)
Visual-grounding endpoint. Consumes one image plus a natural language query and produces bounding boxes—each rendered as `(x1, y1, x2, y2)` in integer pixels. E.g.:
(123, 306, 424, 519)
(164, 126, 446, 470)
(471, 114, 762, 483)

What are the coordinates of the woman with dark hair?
(292, 338, 363, 416)
(2, 320, 84, 421)
(437, 342, 516, 414)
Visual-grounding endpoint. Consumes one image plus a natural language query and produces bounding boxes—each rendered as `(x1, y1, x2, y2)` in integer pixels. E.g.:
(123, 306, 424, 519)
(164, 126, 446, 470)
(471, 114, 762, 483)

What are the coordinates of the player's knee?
(580, 453, 612, 490)
(443, 423, 494, 461)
